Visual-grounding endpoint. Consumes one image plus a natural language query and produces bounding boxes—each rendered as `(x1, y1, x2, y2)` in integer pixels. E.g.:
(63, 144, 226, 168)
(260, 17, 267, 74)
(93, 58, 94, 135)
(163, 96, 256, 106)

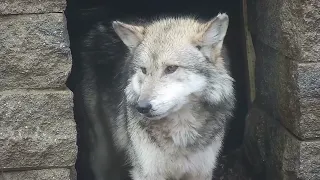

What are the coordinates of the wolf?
(110, 13, 235, 180)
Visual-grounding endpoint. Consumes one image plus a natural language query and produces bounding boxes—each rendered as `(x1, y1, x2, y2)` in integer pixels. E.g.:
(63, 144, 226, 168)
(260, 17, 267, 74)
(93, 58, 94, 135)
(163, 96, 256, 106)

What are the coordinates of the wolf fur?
(110, 13, 235, 180)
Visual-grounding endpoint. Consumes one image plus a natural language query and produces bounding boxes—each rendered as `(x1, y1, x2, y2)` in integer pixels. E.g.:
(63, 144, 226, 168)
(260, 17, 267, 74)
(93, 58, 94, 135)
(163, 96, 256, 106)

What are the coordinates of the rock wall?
(0, 1, 77, 180)
(244, 0, 320, 179)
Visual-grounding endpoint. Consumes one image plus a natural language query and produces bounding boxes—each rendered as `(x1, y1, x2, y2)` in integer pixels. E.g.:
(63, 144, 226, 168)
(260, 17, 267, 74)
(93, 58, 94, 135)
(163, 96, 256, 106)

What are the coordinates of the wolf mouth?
(143, 112, 168, 120)
(143, 104, 182, 120)
(144, 113, 162, 119)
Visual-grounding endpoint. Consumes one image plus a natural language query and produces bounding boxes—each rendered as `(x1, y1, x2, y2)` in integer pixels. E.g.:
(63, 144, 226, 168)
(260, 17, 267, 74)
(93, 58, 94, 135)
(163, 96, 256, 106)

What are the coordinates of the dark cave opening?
(65, 0, 249, 179)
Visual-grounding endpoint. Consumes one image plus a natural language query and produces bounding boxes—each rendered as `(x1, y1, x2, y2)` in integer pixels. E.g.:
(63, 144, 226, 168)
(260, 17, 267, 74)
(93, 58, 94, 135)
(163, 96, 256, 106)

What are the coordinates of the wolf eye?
(140, 67, 147, 74)
(165, 65, 178, 74)
(196, 45, 202, 50)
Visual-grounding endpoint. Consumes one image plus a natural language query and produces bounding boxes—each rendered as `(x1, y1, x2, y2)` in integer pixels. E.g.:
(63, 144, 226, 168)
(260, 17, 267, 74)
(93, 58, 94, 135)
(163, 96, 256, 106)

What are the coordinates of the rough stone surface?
(296, 63, 320, 99)
(244, 108, 320, 180)
(70, 166, 77, 180)
(253, 40, 320, 139)
(299, 97, 320, 139)
(0, 168, 71, 180)
(0, 0, 66, 15)
(0, 91, 77, 169)
(0, 13, 72, 90)
(247, 0, 320, 62)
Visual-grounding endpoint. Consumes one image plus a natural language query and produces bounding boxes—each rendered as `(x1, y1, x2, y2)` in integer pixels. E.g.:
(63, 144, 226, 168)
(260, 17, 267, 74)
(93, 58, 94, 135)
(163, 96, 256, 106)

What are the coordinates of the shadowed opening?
(65, 0, 250, 179)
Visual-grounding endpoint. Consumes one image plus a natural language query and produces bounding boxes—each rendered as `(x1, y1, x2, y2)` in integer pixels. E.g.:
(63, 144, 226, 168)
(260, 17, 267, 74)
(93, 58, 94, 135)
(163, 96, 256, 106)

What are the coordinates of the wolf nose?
(136, 100, 152, 114)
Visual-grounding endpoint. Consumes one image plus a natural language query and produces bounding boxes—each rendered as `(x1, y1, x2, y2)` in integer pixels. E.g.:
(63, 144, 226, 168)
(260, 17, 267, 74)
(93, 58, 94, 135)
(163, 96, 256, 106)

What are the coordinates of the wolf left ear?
(112, 21, 145, 50)
(196, 13, 229, 58)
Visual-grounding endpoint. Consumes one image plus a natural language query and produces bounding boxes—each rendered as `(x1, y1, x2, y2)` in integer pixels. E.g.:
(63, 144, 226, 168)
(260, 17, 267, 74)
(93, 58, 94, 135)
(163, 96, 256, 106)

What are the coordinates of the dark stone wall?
(244, 0, 320, 179)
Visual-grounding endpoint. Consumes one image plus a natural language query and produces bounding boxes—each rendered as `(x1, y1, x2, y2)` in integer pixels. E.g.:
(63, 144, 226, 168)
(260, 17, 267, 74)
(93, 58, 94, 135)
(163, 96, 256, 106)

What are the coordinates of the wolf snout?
(136, 100, 152, 114)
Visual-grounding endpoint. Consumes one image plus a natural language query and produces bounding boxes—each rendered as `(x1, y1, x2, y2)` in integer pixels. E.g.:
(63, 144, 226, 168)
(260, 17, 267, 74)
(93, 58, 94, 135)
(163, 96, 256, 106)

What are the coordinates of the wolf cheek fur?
(112, 13, 235, 180)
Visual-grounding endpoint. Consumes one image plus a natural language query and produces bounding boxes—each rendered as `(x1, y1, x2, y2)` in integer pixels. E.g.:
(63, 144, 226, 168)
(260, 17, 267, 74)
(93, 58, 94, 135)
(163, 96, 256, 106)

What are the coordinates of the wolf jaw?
(112, 13, 235, 180)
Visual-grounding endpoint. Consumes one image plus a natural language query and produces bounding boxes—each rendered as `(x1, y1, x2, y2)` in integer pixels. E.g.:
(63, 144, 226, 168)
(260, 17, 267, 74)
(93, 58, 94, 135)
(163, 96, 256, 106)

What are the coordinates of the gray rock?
(247, 0, 320, 62)
(296, 63, 320, 99)
(0, 168, 71, 180)
(0, 13, 72, 90)
(0, 90, 77, 169)
(70, 166, 77, 180)
(253, 40, 320, 139)
(299, 98, 320, 140)
(242, 107, 266, 173)
(299, 141, 320, 179)
(0, 0, 66, 15)
(244, 108, 320, 180)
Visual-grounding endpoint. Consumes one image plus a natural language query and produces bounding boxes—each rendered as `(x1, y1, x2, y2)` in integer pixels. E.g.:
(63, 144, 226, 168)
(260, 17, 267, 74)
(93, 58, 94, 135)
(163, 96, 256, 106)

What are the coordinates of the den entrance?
(66, 0, 252, 179)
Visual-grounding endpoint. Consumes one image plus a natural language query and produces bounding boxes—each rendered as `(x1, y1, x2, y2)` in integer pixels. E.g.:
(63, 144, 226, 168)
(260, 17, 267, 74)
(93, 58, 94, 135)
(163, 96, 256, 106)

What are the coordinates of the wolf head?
(113, 13, 234, 120)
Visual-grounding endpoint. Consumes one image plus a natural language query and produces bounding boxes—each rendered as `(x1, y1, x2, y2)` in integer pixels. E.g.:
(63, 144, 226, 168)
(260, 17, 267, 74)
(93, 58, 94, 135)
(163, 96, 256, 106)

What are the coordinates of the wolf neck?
(137, 100, 218, 149)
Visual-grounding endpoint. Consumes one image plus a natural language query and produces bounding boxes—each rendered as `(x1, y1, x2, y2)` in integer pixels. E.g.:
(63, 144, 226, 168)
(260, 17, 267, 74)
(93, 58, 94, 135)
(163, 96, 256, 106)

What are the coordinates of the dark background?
(65, 0, 249, 179)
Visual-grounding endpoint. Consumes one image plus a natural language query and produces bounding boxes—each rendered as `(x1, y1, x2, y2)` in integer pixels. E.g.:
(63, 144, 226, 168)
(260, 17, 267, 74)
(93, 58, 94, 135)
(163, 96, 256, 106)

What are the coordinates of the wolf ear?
(200, 13, 229, 46)
(196, 13, 229, 58)
(112, 21, 145, 49)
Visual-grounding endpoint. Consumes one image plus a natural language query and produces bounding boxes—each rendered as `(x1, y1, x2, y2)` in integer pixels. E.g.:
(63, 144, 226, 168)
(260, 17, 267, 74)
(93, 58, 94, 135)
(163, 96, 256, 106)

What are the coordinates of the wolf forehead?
(135, 19, 223, 54)
(136, 19, 205, 63)
(140, 18, 204, 45)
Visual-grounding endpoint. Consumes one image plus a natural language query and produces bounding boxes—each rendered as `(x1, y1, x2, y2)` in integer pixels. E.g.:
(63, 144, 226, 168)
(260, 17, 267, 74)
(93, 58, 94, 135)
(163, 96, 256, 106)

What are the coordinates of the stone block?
(247, 0, 320, 62)
(244, 108, 320, 180)
(0, 0, 66, 15)
(254, 40, 320, 139)
(0, 168, 71, 180)
(0, 90, 77, 169)
(0, 13, 72, 90)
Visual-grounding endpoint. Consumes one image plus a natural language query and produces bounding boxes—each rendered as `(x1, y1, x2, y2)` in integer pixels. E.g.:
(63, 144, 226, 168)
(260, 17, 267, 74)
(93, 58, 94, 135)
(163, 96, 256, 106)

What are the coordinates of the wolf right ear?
(112, 21, 145, 50)
(195, 13, 229, 61)
(199, 13, 229, 47)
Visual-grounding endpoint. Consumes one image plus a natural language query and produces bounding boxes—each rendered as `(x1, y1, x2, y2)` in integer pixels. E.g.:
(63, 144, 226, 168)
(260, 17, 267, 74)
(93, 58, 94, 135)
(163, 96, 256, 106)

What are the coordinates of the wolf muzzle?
(136, 100, 152, 114)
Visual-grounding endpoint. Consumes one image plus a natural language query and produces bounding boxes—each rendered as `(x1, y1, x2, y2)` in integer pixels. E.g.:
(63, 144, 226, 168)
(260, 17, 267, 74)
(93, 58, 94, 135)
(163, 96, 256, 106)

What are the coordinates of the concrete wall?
(0, 1, 77, 179)
(244, 0, 320, 179)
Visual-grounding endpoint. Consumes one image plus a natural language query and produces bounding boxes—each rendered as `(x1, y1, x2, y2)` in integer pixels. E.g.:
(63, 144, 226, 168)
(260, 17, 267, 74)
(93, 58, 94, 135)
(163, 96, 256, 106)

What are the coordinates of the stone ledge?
(0, 90, 77, 169)
(0, 168, 71, 180)
(247, 0, 320, 62)
(0, 13, 72, 90)
(0, 0, 66, 15)
(254, 40, 320, 139)
(244, 108, 320, 180)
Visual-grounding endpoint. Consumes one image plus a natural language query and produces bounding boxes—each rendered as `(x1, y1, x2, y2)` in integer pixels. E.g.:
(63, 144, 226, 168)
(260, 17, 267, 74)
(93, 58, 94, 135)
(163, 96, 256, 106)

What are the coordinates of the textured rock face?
(247, 0, 320, 139)
(0, 13, 72, 90)
(0, 0, 77, 179)
(0, 169, 71, 180)
(244, 108, 320, 180)
(244, 0, 320, 179)
(0, 0, 66, 15)
(247, 0, 320, 62)
(253, 40, 320, 139)
(0, 91, 77, 169)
